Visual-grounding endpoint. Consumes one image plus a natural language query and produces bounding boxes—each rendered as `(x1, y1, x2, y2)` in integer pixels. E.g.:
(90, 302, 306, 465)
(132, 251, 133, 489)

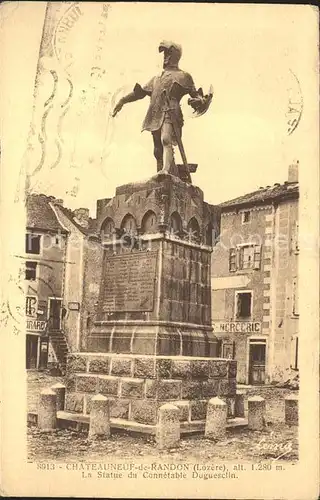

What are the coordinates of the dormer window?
(25, 233, 41, 254)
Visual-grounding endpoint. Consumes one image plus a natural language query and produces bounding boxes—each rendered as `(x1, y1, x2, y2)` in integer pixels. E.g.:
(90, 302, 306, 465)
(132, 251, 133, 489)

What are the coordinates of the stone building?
(211, 163, 299, 385)
(26, 194, 68, 369)
(26, 194, 100, 371)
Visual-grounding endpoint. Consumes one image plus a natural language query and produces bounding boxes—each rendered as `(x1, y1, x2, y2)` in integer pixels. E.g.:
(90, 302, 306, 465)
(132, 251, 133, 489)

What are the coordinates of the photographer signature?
(254, 432, 295, 461)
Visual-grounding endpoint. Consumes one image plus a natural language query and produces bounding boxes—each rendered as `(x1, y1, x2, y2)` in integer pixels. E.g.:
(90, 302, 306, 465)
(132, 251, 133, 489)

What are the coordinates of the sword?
(163, 90, 197, 183)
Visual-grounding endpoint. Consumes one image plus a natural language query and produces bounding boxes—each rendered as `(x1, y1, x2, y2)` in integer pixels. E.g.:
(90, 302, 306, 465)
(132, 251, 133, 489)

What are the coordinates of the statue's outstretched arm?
(112, 84, 148, 117)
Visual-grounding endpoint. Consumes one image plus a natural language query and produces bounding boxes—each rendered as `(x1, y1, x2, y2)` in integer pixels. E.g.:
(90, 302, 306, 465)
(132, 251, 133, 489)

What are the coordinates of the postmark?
(1, 260, 59, 336)
(286, 69, 303, 136)
(21, 1, 119, 201)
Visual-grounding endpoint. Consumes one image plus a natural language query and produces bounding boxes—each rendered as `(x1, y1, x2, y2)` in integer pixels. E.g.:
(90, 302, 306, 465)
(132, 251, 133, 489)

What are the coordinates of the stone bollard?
(205, 397, 227, 440)
(156, 403, 180, 450)
(51, 383, 66, 411)
(235, 390, 245, 418)
(38, 388, 57, 432)
(88, 394, 111, 440)
(248, 396, 266, 430)
(285, 394, 299, 426)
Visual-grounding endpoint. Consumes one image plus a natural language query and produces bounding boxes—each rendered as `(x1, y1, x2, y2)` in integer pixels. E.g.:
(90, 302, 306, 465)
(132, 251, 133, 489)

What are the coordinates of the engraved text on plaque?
(101, 251, 158, 312)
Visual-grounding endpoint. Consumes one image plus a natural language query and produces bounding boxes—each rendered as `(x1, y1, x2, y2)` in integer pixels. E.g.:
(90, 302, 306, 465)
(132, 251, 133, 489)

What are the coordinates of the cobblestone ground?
(27, 371, 298, 464)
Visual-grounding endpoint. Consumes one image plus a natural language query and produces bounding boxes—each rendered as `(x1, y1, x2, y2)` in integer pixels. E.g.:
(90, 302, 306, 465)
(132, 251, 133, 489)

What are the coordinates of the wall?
(53, 205, 84, 351)
(270, 199, 299, 381)
(211, 197, 299, 384)
(25, 229, 67, 319)
(53, 204, 105, 352)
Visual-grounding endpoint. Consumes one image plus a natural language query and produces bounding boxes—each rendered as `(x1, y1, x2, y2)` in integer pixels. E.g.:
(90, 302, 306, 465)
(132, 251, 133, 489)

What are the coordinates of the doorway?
(48, 298, 62, 330)
(249, 341, 266, 385)
(26, 335, 39, 369)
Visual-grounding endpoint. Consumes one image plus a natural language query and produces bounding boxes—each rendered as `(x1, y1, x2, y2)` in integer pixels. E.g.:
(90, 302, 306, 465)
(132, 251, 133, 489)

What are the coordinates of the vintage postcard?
(0, 2, 319, 498)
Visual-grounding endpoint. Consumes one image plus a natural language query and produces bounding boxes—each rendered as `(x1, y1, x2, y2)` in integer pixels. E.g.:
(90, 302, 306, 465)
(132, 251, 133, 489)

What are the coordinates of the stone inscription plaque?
(102, 251, 158, 312)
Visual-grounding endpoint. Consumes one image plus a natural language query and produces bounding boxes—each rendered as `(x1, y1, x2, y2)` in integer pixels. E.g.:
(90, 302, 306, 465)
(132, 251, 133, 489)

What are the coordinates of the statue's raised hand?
(112, 101, 123, 117)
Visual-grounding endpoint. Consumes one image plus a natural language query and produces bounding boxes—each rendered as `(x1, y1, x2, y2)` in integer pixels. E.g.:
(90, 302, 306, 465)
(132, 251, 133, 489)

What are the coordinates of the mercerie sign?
(212, 321, 261, 333)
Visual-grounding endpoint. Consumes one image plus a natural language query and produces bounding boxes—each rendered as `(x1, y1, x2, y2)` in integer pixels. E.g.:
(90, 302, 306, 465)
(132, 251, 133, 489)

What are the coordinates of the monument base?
(64, 353, 237, 430)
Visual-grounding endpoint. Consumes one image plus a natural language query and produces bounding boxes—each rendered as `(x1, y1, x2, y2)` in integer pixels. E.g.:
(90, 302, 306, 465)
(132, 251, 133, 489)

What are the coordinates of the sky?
(1, 2, 317, 216)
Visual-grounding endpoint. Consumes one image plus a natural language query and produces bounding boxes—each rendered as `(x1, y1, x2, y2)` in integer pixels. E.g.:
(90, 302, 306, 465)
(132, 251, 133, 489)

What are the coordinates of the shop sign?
(27, 319, 47, 332)
(212, 321, 261, 333)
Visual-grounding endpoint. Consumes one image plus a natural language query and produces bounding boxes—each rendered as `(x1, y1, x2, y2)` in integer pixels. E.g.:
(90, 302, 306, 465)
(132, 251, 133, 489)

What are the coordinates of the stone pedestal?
(89, 394, 111, 440)
(235, 390, 245, 417)
(64, 174, 235, 433)
(205, 397, 227, 440)
(91, 174, 219, 357)
(65, 353, 236, 430)
(38, 388, 57, 431)
(285, 394, 298, 426)
(248, 396, 266, 430)
(156, 403, 180, 449)
(51, 383, 66, 411)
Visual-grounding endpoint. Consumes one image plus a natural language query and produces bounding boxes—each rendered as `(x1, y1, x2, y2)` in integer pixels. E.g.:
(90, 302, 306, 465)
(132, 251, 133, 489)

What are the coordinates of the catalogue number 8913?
(37, 463, 56, 470)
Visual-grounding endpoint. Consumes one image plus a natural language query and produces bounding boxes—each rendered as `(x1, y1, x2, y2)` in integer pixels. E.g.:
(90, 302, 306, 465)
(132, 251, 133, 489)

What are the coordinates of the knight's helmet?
(159, 40, 182, 66)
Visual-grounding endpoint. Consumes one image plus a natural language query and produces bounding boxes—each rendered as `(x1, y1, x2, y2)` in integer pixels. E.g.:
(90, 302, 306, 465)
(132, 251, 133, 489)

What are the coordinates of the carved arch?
(169, 211, 183, 237)
(141, 210, 157, 234)
(120, 213, 137, 235)
(186, 217, 201, 242)
(100, 217, 115, 240)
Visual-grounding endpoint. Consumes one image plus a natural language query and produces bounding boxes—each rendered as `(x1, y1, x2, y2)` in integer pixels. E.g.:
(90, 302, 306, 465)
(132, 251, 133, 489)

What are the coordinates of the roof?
(53, 203, 97, 236)
(219, 182, 299, 210)
(26, 194, 68, 233)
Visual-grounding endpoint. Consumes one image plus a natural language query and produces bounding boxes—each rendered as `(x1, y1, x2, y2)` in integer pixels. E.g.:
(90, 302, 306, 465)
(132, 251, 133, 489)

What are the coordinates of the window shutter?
(229, 248, 236, 272)
(253, 245, 261, 269)
(238, 247, 244, 269)
(293, 277, 299, 315)
(232, 341, 236, 359)
(236, 294, 241, 318)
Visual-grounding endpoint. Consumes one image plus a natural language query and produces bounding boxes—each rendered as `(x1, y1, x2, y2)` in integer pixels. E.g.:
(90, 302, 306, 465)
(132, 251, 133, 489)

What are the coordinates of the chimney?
(288, 160, 299, 183)
(73, 208, 90, 228)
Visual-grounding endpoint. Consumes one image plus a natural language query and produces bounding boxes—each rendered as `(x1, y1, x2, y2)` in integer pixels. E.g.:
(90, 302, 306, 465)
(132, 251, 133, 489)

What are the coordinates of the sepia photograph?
(0, 2, 319, 498)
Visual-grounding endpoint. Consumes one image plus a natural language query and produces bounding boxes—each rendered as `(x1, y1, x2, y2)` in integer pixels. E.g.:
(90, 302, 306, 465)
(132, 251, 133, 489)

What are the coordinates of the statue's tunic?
(135, 69, 196, 133)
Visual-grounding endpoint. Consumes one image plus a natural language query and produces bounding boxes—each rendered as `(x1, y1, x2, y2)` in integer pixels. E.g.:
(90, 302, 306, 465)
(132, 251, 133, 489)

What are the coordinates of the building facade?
(25, 194, 68, 369)
(211, 164, 299, 384)
(25, 194, 101, 371)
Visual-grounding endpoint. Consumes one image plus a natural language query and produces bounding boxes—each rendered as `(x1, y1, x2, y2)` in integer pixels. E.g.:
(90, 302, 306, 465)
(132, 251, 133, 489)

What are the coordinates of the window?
(26, 296, 38, 317)
(292, 277, 299, 316)
(242, 211, 251, 224)
(236, 291, 252, 318)
(229, 245, 261, 271)
(25, 233, 41, 254)
(239, 245, 254, 269)
(54, 234, 62, 247)
(25, 261, 37, 281)
(229, 248, 237, 271)
(239, 245, 261, 270)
